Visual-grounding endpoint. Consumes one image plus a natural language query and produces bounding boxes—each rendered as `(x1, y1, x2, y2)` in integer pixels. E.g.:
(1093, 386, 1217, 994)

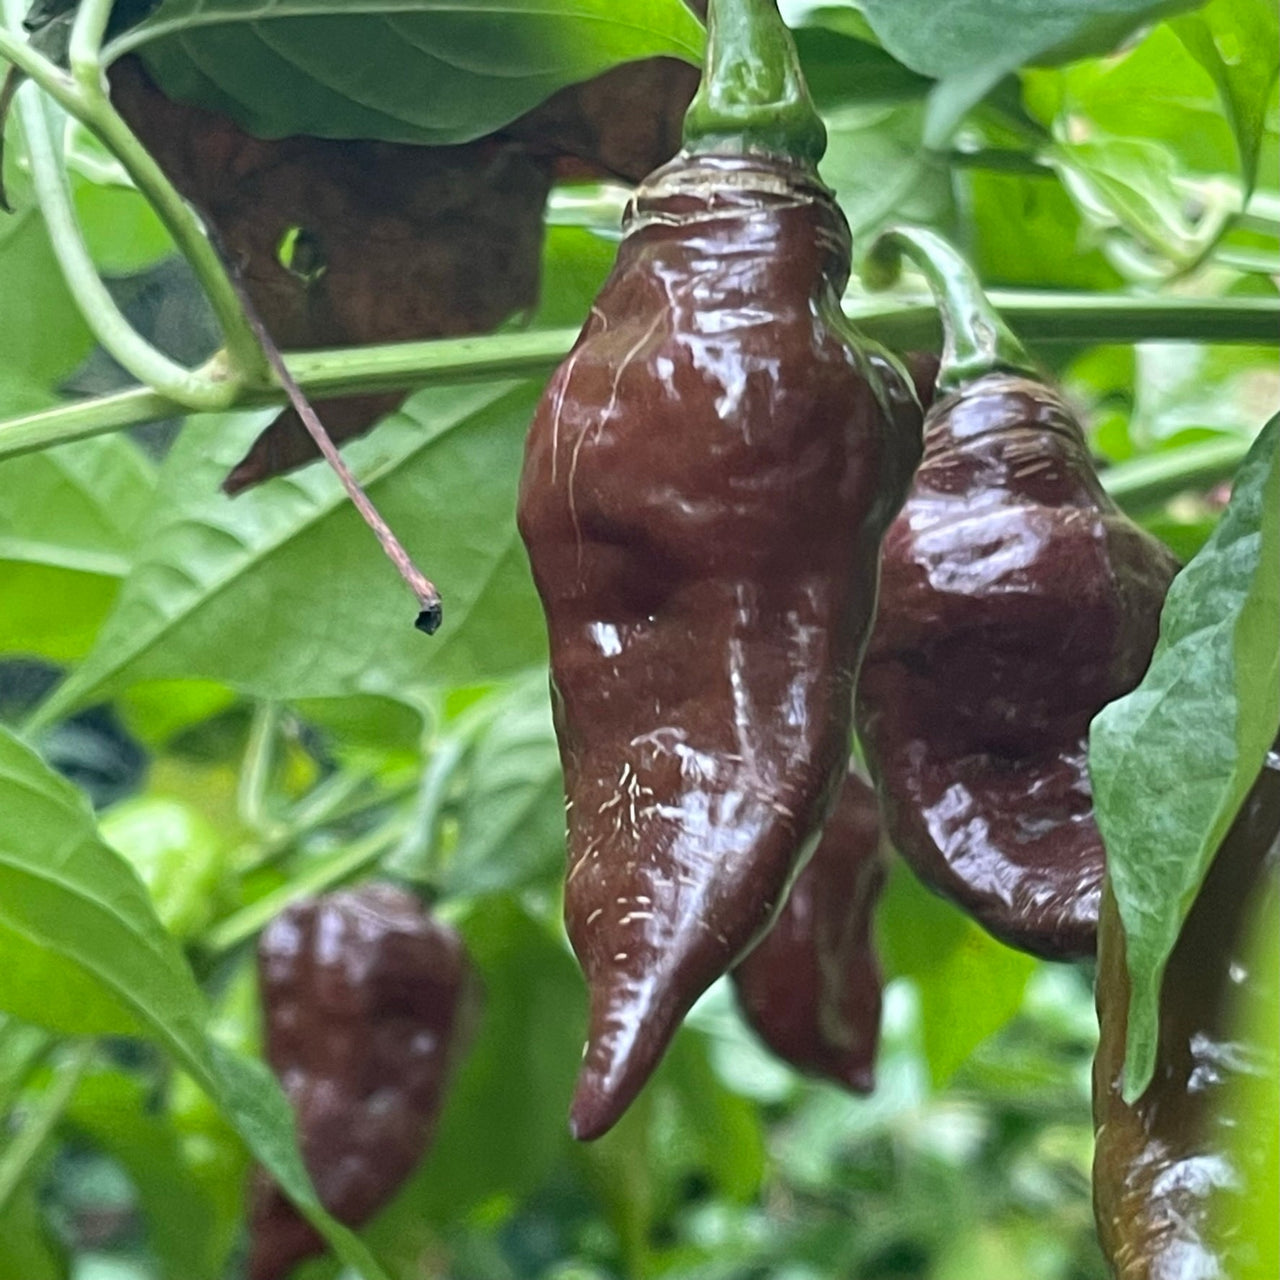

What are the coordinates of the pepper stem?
(682, 0, 826, 166)
(866, 225, 1039, 394)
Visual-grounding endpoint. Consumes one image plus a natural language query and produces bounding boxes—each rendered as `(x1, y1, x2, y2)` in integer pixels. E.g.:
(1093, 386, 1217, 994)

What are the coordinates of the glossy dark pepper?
(855, 228, 1179, 958)
(731, 767, 885, 1092)
(1092, 746, 1280, 1279)
(517, 0, 921, 1140)
(248, 884, 476, 1280)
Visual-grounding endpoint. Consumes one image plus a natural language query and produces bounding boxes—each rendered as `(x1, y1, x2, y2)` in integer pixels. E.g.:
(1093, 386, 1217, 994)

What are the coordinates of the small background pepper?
(731, 766, 885, 1093)
(1092, 745, 1279, 1279)
(248, 883, 476, 1280)
(517, 0, 920, 1140)
(855, 227, 1179, 958)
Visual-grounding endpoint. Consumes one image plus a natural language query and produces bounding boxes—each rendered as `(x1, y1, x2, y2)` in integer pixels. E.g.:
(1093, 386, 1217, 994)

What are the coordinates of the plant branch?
(0, 29, 79, 108)
(201, 819, 410, 957)
(13, 76, 238, 410)
(1101, 436, 1251, 510)
(67, 0, 115, 88)
(2, 0, 268, 384)
(3, 293, 1278, 462)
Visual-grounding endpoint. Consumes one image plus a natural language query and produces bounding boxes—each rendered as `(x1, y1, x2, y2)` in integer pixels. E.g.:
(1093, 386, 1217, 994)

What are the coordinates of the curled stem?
(13, 77, 238, 410)
(865, 224, 1039, 393)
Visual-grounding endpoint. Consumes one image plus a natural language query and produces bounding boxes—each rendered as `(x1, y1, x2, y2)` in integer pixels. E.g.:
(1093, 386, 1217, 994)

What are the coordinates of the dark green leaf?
(1090, 416, 1280, 1100)
(33, 381, 547, 724)
(855, 0, 1197, 145)
(115, 0, 704, 147)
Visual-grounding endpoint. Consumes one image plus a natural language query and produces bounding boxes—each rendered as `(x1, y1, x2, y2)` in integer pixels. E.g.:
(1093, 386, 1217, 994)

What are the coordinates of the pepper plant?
(0, 1, 1276, 1278)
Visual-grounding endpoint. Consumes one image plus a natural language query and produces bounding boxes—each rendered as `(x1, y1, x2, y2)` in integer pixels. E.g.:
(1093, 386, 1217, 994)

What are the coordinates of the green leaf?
(445, 673, 564, 898)
(791, 19, 931, 110)
(0, 208, 95, 392)
(64, 1069, 224, 1280)
(0, 1180, 64, 1280)
(0, 725, 391, 1279)
(964, 169, 1122, 290)
(33, 380, 548, 725)
(820, 99, 956, 254)
(406, 898, 583, 1223)
(855, 0, 1198, 145)
(878, 863, 1036, 1088)
(0, 1021, 49, 1125)
(1023, 24, 1236, 181)
(0, 434, 155, 663)
(1090, 416, 1280, 1101)
(116, 0, 705, 147)
(1052, 134, 1232, 271)
(1173, 0, 1280, 193)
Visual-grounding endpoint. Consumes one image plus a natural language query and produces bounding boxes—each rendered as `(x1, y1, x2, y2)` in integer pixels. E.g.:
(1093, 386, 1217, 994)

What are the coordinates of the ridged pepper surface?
(518, 0, 920, 1138)
(248, 884, 475, 1280)
(856, 228, 1179, 958)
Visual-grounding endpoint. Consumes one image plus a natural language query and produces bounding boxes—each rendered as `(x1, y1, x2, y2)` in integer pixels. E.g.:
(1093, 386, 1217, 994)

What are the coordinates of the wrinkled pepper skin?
(517, 153, 920, 1139)
(248, 884, 475, 1280)
(1093, 747, 1280, 1279)
(856, 373, 1179, 958)
(731, 767, 885, 1092)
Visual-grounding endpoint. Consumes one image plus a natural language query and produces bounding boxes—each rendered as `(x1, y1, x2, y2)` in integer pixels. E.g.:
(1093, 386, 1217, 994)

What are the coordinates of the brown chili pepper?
(517, 0, 920, 1140)
(731, 767, 885, 1092)
(248, 884, 476, 1280)
(1093, 745, 1280, 1279)
(855, 228, 1179, 959)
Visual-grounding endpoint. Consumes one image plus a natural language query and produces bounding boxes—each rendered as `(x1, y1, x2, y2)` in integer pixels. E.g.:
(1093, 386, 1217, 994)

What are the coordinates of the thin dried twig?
(226, 264, 443, 635)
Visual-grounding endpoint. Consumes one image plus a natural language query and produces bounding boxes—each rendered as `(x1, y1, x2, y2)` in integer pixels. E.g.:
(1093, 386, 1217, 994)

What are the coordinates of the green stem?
(0, 28, 75, 95)
(0, 1041, 93, 1216)
(67, 0, 114, 89)
(948, 147, 1053, 176)
(1100, 436, 1250, 510)
(201, 819, 409, 956)
(237, 701, 283, 836)
(682, 0, 825, 165)
(865, 225, 1038, 393)
(13, 77, 237, 410)
(2, 0, 268, 386)
(2, 294, 1277, 463)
